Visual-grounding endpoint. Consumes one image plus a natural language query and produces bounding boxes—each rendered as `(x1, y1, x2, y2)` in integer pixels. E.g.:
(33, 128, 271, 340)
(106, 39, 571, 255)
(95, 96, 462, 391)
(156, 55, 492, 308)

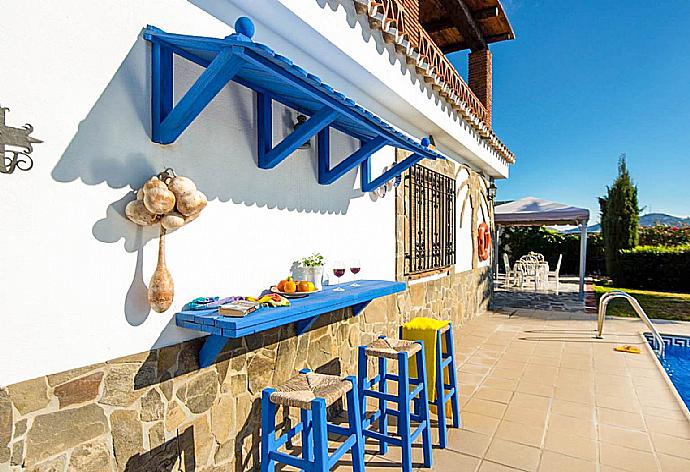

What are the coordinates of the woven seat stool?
(357, 336, 433, 472)
(401, 321, 461, 449)
(261, 369, 365, 472)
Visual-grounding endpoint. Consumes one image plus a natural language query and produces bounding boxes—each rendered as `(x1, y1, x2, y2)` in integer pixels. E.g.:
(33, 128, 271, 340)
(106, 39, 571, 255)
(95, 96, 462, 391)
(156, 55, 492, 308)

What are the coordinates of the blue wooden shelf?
(176, 280, 406, 368)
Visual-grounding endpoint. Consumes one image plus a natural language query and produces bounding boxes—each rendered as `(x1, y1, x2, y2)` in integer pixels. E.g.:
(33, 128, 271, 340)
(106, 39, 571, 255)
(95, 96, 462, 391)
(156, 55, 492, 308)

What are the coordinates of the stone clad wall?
(0, 267, 489, 472)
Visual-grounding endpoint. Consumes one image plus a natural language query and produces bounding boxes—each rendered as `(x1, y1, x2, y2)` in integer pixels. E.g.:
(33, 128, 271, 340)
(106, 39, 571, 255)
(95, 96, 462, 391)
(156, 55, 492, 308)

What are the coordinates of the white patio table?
(513, 254, 549, 290)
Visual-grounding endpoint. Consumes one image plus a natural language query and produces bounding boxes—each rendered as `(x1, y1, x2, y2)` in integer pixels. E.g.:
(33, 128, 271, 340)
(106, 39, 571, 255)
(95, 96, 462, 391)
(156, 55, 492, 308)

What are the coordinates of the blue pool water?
(645, 333, 690, 410)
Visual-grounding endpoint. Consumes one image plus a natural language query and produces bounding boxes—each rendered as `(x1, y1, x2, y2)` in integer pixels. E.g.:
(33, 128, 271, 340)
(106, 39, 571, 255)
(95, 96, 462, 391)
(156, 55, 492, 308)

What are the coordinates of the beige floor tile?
(550, 398, 595, 421)
(646, 416, 690, 439)
(599, 424, 653, 452)
(491, 367, 523, 381)
(524, 365, 559, 378)
(494, 420, 544, 448)
(599, 442, 660, 472)
(460, 373, 490, 386)
(597, 407, 646, 431)
(515, 381, 554, 398)
(482, 377, 519, 392)
(595, 393, 640, 413)
(429, 449, 482, 472)
(538, 450, 596, 472)
(641, 405, 688, 422)
(446, 428, 492, 458)
(553, 386, 595, 404)
(527, 355, 561, 368)
(509, 392, 551, 413)
(548, 413, 596, 439)
(493, 360, 528, 371)
(461, 364, 493, 375)
(502, 405, 548, 427)
(543, 429, 597, 461)
(478, 460, 522, 471)
(657, 453, 690, 472)
(464, 398, 508, 419)
(650, 432, 690, 459)
(484, 438, 541, 472)
(460, 412, 501, 436)
(520, 371, 557, 387)
(474, 386, 513, 404)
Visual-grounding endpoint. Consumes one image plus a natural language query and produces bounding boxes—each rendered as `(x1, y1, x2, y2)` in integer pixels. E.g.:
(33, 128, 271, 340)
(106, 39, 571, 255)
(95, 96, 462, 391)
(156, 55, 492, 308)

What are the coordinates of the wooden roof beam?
(443, 0, 487, 52)
(474, 7, 499, 21)
(423, 18, 455, 34)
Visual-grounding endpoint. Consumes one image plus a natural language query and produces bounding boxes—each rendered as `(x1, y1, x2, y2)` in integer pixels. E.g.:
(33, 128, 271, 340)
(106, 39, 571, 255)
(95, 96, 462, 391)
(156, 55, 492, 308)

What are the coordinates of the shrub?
(599, 155, 640, 277)
(616, 245, 690, 292)
(500, 227, 605, 275)
(639, 225, 690, 247)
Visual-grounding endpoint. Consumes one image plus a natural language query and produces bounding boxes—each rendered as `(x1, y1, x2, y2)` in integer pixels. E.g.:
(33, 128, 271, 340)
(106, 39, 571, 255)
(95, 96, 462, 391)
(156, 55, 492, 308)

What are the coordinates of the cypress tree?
(599, 154, 639, 280)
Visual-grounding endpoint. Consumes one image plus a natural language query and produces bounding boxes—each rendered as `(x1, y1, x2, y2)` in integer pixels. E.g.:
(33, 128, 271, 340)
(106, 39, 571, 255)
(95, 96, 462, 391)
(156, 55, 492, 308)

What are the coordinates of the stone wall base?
(0, 267, 489, 472)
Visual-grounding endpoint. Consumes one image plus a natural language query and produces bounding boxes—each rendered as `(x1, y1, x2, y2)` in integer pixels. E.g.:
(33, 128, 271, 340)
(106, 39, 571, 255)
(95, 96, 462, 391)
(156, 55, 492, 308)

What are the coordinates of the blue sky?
(450, 0, 690, 222)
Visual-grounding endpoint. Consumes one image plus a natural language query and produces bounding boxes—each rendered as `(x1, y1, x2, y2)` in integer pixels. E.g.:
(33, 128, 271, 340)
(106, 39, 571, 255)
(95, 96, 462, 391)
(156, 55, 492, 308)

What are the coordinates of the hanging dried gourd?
(124, 168, 207, 312)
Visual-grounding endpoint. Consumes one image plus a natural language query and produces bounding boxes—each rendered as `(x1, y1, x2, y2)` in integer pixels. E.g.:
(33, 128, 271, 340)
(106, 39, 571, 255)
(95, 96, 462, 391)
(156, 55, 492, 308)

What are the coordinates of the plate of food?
(271, 277, 320, 298)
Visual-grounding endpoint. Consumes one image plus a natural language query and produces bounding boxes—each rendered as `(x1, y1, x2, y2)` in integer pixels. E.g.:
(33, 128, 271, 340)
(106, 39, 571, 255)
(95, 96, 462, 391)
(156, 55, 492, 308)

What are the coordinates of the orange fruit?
(297, 281, 310, 292)
(284, 279, 297, 293)
(277, 279, 286, 291)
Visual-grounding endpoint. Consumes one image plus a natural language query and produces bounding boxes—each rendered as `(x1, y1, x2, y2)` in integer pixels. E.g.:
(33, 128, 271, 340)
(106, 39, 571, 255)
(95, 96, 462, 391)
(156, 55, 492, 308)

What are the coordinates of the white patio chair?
(502, 253, 516, 286)
(549, 254, 562, 294)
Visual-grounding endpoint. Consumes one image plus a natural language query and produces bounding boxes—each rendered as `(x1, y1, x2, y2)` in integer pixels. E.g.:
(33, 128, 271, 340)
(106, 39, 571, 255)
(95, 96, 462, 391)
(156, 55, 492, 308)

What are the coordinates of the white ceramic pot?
(299, 266, 324, 290)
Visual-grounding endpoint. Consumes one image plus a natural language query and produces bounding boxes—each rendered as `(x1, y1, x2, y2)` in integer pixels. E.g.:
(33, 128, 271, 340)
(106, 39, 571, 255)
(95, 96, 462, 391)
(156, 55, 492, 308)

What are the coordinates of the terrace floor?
(357, 309, 690, 471)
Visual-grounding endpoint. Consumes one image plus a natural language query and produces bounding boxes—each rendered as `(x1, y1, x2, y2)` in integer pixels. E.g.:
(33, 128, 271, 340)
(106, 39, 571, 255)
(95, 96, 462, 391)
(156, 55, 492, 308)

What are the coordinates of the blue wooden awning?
(143, 17, 445, 192)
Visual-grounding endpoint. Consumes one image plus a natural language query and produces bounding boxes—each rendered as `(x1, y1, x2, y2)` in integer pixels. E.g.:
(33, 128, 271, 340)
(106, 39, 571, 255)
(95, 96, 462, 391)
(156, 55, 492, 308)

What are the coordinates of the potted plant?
(297, 253, 325, 290)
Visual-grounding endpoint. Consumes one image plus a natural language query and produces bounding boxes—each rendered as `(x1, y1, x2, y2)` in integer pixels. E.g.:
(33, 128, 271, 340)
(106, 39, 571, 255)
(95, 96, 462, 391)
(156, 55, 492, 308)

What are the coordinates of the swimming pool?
(645, 333, 690, 411)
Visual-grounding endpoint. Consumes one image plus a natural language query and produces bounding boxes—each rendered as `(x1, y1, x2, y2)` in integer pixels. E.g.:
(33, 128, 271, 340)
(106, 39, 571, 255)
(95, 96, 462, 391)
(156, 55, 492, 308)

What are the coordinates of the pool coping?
(638, 330, 690, 423)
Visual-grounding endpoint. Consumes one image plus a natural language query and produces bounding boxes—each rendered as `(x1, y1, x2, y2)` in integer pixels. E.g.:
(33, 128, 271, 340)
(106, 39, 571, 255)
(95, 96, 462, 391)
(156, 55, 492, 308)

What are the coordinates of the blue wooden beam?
(153, 47, 245, 144)
(318, 134, 389, 185)
(151, 41, 173, 142)
(258, 107, 338, 169)
(199, 334, 229, 368)
(257, 92, 272, 162)
(361, 153, 425, 192)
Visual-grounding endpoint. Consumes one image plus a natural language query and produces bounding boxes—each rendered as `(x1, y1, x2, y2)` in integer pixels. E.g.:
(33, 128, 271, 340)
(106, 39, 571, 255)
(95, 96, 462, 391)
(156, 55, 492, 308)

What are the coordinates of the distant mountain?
(640, 213, 690, 227)
(563, 213, 690, 234)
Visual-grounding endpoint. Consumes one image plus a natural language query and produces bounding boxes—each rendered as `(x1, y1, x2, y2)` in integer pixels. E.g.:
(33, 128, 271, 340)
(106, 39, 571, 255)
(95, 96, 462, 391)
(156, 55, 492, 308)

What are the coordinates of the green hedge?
(616, 245, 690, 292)
(500, 227, 605, 275)
(639, 225, 690, 247)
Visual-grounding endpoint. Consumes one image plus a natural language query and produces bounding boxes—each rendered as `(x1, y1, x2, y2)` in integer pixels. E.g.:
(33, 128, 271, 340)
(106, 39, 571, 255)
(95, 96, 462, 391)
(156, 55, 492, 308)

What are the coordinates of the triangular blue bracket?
(150, 39, 246, 144)
(256, 92, 339, 169)
(317, 128, 389, 185)
(360, 152, 426, 192)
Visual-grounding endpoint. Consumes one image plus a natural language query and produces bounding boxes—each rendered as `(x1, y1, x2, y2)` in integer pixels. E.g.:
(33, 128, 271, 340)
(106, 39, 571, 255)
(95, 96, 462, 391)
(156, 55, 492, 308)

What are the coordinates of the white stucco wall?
(0, 0, 493, 386)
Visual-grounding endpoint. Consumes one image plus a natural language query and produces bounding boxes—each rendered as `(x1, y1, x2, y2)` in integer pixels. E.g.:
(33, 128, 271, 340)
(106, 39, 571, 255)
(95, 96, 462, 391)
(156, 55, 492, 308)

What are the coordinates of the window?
(403, 164, 456, 275)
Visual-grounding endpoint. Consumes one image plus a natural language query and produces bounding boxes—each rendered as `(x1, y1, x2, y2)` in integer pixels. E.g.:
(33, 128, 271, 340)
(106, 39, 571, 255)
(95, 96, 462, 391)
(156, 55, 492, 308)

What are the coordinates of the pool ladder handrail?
(597, 290, 665, 358)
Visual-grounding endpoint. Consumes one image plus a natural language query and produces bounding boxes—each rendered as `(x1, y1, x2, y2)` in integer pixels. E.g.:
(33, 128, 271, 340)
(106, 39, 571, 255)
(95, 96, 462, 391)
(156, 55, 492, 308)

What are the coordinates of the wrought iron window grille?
(404, 165, 456, 275)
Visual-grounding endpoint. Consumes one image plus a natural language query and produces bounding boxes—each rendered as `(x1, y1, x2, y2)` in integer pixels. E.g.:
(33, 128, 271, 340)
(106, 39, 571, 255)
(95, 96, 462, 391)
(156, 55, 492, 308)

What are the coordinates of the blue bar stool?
(261, 369, 365, 472)
(401, 322, 461, 449)
(357, 337, 433, 472)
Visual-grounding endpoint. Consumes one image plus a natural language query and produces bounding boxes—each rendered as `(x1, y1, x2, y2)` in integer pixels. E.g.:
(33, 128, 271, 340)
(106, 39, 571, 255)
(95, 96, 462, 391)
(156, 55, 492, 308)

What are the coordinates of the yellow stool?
(401, 318, 461, 449)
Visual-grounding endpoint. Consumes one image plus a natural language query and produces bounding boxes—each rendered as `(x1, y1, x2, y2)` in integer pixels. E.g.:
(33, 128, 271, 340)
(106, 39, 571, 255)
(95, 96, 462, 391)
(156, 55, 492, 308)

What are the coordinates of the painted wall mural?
(456, 167, 491, 269)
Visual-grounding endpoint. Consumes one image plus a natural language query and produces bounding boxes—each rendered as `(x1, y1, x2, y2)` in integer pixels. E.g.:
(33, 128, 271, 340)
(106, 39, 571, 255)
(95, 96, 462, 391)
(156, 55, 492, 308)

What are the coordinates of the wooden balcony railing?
(352, 0, 515, 165)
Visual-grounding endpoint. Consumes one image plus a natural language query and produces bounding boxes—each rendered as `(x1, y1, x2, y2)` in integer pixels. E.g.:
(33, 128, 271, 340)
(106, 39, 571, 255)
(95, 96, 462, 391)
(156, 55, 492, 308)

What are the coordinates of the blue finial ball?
(421, 137, 430, 147)
(235, 17, 255, 39)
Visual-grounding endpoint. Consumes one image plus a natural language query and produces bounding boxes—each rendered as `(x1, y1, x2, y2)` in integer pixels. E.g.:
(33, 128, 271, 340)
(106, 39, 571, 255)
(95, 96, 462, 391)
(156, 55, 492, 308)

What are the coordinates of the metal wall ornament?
(0, 106, 42, 174)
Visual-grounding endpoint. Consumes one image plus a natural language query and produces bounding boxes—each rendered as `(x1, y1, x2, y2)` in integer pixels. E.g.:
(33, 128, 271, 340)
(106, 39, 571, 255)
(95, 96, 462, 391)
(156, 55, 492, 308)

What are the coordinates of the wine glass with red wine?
(332, 261, 346, 292)
(350, 258, 361, 287)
